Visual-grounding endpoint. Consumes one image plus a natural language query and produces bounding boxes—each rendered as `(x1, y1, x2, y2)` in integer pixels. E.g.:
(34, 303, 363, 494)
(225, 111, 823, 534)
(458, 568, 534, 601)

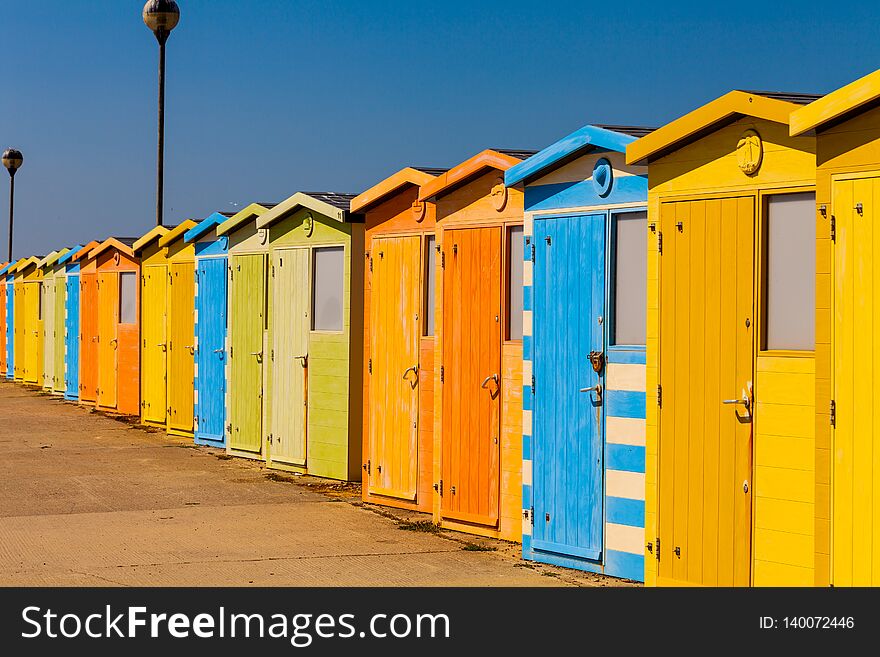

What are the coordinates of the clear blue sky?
(1, 1, 878, 258)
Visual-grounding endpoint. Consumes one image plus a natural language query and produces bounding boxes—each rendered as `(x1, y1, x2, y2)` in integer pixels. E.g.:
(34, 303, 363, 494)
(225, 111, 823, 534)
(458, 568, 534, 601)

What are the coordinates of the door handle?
(157, 342, 166, 351)
(110, 338, 118, 349)
(481, 373, 499, 388)
(295, 354, 308, 365)
(722, 395, 750, 410)
(579, 384, 602, 394)
(185, 345, 194, 354)
(402, 365, 418, 380)
(213, 348, 224, 354)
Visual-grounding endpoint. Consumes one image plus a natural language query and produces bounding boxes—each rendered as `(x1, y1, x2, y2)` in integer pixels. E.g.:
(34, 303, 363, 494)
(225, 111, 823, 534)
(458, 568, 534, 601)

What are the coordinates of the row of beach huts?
(4, 66, 880, 586)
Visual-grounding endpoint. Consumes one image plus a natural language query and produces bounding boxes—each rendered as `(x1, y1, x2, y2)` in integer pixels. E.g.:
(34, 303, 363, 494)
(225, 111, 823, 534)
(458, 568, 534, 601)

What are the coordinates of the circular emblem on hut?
(592, 158, 614, 197)
(490, 176, 508, 212)
(411, 199, 426, 223)
(736, 129, 763, 175)
(258, 228, 268, 245)
(303, 212, 315, 237)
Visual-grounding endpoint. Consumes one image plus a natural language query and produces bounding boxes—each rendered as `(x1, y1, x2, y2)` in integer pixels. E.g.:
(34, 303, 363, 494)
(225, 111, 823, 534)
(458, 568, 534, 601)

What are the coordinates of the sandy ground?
(0, 381, 636, 587)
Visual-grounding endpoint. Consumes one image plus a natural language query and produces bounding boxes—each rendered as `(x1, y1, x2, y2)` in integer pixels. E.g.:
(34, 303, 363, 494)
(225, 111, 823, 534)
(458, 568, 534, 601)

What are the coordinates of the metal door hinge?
(268, 434, 273, 444)
(369, 257, 373, 272)
(226, 422, 232, 434)
(657, 231, 663, 255)
(435, 479, 443, 496)
(830, 214, 836, 242)
(440, 366, 444, 383)
(656, 537, 661, 561)
(657, 384, 662, 408)
(530, 506, 534, 525)
(830, 399, 836, 427)
(440, 251, 445, 269)
(195, 271, 199, 283)
(531, 374, 535, 393)
(363, 460, 371, 475)
(368, 358, 372, 374)
(271, 265, 275, 278)
(530, 243, 535, 262)
(271, 349, 274, 361)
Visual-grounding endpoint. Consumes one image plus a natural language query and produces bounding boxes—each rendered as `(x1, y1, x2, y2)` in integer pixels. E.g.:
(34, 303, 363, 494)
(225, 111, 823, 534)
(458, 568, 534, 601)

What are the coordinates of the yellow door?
(831, 175, 880, 586)
(658, 197, 754, 586)
(168, 262, 195, 434)
(25, 282, 43, 385)
(97, 272, 119, 408)
(141, 265, 167, 424)
(369, 235, 421, 499)
(269, 248, 309, 466)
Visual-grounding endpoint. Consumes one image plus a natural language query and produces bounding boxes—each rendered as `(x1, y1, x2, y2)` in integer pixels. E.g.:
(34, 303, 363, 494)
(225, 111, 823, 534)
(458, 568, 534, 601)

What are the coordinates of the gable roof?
(15, 256, 44, 273)
(37, 250, 62, 269)
(790, 69, 880, 136)
(7, 257, 29, 274)
(184, 212, 229, 243)
(256, 192, 360, 230)
(71, 240, 103, 263)
(39, 248, 72, 269)
(216, 203, 276, 236)
(89, 237, 138, 260)
(57, 245, 84, 266)
(626, 90, 820, 166)
(0, 262, 11, 276)
(350, 167, 445, 214)
(505, 125, 654, 187)
(157, 220, 198, 248)
(419, 149, 537, 201)
(132, 225, 172, 254)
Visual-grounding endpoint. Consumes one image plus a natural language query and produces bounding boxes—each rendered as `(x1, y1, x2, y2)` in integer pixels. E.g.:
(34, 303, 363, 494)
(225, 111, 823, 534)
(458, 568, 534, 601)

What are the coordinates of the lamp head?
(143, 0, 180, 41)
(2, 148, 23, 176)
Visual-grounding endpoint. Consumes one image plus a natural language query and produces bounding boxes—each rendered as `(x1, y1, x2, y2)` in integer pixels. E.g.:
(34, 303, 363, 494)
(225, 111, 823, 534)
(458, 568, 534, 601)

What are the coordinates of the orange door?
(96, 272, 119, 409)
(79, 273, 99, 402)
(440, 226, 502, 526)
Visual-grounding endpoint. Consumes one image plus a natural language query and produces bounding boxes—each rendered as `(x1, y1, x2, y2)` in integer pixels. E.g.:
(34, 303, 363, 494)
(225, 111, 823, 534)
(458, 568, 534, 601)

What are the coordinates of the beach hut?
(17, 256, 45, 386)
(73, 243, 100, 404)
(256, 193, 365, 480)
(91, 237, 140, 416)
(789, 69, 880, 586)
(0, 262, 9, 378)
(49, 250, 74, 395)
(627, 90, 819, 586)
(351, 167, 445, 509)
(216, 203, 276, 460)
(9, 258, 27, 381)
(3, 262, 14, 379)
(59, 243, 92, 400)
(38, 249, 69, 392)
(133, 221, 198, 435)
(504, 125, 653, 581)
(418, 148, 536, 541)
(184, 212, 232, 446)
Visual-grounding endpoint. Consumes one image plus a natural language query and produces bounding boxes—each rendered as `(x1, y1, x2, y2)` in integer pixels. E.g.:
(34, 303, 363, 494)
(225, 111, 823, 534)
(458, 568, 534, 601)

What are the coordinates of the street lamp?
(143, 0, 180, 227)
(2, 148, 23, 262)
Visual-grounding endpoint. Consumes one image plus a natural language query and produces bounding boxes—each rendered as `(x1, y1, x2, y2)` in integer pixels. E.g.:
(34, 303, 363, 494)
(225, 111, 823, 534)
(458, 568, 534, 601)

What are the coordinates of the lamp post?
(2, 148, 23, 262)
(143, 0, 180, 227)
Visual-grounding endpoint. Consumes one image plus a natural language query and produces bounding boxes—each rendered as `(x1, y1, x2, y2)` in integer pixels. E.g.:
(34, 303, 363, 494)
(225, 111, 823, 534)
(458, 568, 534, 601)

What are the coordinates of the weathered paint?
(627, 90, 818, 586)
(133, 222, 197, 434)
(352, 167, 443, 511)
(256, 193, 365, 480)
(217, 203, 275, 460)
(790, 71, 880, 585)
(185, 213, 230, 447)
(419, 149, 535, 541)
(507, 127, 650, 581)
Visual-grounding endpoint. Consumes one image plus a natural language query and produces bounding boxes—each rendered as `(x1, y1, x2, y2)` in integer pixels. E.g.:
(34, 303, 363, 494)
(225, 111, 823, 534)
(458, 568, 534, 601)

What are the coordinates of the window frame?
(310, 244, 346, 334)
(758, 188, 817, 357)
(118, 271, 137, 325)
(504, 223, 525, 343)
(609, 208, 649, 351)
(422, 233, 436, 338)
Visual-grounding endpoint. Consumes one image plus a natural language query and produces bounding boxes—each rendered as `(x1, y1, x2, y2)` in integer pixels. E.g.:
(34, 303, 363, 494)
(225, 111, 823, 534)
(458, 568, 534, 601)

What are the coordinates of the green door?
(269, 248, 310, 467)
(229, 254, 266, 454)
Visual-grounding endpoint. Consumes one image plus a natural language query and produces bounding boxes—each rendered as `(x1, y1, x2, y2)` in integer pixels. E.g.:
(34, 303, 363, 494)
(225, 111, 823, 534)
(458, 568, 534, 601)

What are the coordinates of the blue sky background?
(1, 1, 878, 258)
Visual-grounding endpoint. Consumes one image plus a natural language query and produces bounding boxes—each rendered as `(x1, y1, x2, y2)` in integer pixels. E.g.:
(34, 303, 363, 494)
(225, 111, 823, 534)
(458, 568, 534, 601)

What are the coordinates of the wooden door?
(270, 248, 310, 466)
(532, 214, 605, 559)
(97, 272, 119, 408)
(441, 227, 502, 526)
(141, 266, 167, 423)
(13, 282, 23, 379)
(168, 262, 195, 433)
(53, 277, 65, 392)
(43, 279, 54, 388)
(0, 283, 6, 375)
(195, 257, 227, 443)
(369, 235, 421, 499)
(79, 274, 98, 401)
(5, 281, 12, 378)
(65, 275, 79, 398)
(657, 197, 754, 586)
(229, 254, 266, 454)
(831, 176, 880, 586)
(25, 282, 43, 385)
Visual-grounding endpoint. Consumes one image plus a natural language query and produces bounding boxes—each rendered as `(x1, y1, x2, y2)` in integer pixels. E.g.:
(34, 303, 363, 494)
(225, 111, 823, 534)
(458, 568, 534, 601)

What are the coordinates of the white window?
(765, 193, 815, 351)
(119, 272, 137, 324)
(424, 235, 436, 337)
(507, 226, 524, 340)
(312, 247, 344, 331)
(613, 211, 647, 345)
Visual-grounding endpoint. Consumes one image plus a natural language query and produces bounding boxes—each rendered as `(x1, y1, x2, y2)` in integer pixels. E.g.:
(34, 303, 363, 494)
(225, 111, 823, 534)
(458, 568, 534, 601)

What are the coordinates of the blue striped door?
(533, 213, 605, 561)
(195, 258, 227, 445)
(65, 274, 80, 400)
(5, 281, 13, 379)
